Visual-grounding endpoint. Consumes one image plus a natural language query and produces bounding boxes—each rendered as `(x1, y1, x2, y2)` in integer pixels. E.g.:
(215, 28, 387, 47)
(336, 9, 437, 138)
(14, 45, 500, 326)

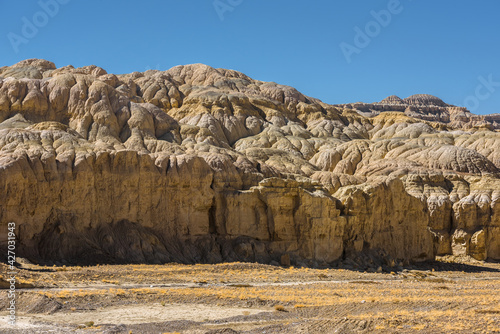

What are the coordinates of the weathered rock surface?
(338, 94, 500, 130)
(0, 59, 498, 265)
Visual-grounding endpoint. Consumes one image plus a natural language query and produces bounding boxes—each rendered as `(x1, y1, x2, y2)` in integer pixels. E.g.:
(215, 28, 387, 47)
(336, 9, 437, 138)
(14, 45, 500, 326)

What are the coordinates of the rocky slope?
(0, 59, 499, 266)
(336, 94, 500, 129)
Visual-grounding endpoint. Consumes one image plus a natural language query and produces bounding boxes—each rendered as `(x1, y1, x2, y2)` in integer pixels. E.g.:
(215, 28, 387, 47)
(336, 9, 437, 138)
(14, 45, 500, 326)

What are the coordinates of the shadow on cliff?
(405, 260, 500, 273)
(14, 220, 280, 267)
(336, 257, 500, 273)
(8, 218, 500, 273)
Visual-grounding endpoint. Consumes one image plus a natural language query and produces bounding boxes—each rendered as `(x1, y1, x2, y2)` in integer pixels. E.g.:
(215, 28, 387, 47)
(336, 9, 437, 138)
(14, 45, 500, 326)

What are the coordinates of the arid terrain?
(1, 259, 499, 333)
(0, 59, 499, 267)
(0, 59, 499, 333)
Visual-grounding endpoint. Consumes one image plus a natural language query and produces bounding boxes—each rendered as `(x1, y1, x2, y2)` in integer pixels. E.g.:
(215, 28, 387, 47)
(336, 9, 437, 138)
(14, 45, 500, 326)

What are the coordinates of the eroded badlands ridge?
(0, 59, 499, 265)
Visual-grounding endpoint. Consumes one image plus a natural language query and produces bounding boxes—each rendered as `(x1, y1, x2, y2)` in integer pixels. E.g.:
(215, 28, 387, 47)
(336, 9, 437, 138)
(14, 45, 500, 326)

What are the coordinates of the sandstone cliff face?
(0, 59, 498, 265)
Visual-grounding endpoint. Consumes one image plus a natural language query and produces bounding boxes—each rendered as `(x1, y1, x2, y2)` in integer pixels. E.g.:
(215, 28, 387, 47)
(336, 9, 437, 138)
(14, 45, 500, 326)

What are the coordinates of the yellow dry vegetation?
(5, 261, 499, 333)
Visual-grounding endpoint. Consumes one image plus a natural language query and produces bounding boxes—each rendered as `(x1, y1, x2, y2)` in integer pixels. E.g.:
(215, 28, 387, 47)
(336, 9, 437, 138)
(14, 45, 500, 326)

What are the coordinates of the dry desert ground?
(1, 259, 499, 333)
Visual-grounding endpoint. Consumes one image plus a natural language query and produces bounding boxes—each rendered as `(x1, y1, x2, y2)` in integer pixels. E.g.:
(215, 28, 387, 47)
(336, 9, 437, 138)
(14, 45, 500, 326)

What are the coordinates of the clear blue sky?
(1, 0, 499, 114)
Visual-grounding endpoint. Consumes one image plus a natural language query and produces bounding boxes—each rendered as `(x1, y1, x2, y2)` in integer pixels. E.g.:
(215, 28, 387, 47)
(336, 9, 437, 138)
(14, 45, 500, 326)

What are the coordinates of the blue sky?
(1, 0, 499, 114)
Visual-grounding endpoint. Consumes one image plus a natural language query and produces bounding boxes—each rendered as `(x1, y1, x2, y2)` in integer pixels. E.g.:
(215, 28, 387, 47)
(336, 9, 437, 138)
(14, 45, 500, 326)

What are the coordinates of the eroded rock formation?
(0, 59, 498, 265)
(337, 94, 500, 129)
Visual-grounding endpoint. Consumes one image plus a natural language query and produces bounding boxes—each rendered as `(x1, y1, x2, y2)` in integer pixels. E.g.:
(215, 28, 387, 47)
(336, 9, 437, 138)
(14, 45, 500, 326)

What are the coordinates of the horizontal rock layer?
(337, 94, 500, 130)
(0, 59, 498, 265)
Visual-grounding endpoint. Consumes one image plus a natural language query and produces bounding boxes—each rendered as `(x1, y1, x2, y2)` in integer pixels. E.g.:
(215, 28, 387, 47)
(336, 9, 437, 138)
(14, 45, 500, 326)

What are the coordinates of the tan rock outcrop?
(0, 59, 498, 266)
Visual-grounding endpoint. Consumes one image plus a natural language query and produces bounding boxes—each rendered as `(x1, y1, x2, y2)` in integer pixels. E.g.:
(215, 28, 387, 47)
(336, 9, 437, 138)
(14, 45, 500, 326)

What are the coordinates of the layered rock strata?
(336, 94, 500, 129)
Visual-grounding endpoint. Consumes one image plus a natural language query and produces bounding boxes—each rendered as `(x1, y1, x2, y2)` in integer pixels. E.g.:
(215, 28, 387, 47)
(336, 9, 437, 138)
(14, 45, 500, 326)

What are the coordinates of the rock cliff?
(0, 59, 498, 266)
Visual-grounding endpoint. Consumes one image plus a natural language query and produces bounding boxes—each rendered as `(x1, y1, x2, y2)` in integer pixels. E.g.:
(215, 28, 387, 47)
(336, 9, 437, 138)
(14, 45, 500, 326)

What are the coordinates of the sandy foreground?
(0, 259, 499, 333)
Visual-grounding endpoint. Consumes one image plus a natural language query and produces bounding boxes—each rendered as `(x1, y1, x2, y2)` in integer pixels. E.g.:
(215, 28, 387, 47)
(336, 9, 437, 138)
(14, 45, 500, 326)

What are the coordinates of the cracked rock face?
(0, 59, 499, 265)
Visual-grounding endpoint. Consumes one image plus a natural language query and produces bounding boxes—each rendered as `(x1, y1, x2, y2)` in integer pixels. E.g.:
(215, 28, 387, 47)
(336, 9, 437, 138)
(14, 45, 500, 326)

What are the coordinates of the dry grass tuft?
(475, 309, 500, 314)
(228, 284, 253, 288)
(274, 305, 286, 312)
(418, 277, 453, 284)
(349, 280, 381, 284)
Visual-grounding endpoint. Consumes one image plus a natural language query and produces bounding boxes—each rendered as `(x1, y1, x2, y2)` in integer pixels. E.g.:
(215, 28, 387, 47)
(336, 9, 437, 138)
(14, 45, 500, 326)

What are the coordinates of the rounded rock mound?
(379, 95, 404, 104)
(403, 94, 446, 107)
(11, 58, 56, 70)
